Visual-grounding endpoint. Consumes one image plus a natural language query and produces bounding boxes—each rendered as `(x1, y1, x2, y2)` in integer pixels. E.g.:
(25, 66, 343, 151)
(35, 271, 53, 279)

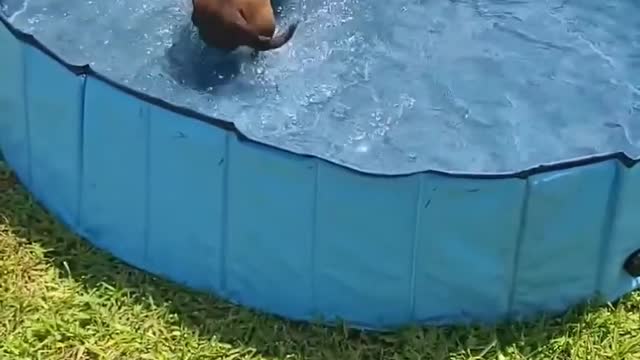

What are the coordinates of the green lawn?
(1, 161, 640, 360)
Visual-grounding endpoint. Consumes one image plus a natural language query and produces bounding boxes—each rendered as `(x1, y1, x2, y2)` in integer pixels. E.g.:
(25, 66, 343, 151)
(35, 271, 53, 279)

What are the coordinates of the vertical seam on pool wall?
(310, 159, 319, 319)
(409, 174, 424, 321)
(76, 75, 87, 230)
(595, 161, 622, 297)
(219, 132, 231, 294)
(142, 105, 152, 265)
(507, 178, 530, 317)
(22, 46, 32, 188)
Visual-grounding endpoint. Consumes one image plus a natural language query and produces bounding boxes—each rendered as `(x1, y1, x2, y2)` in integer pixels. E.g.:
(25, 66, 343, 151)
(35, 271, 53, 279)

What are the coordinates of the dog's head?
(191, 0, 298, 51)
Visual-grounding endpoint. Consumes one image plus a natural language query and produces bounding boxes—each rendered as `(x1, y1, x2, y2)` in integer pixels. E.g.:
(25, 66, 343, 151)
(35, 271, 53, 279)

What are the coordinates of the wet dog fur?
(191, 0, 298, 51)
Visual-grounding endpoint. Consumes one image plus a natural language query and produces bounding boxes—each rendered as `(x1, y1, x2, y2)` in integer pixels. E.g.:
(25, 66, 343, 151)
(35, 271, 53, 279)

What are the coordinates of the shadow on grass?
(0, 162, 614, 359)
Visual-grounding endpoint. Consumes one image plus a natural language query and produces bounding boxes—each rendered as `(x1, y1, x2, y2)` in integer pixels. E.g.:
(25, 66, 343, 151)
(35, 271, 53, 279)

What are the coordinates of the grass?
(1, 160, 640, 360)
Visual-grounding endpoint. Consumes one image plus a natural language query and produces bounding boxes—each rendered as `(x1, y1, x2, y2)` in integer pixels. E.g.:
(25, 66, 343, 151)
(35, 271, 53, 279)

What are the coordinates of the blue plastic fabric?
(2, 16, 640, 330)
(2, 0, 640, 174)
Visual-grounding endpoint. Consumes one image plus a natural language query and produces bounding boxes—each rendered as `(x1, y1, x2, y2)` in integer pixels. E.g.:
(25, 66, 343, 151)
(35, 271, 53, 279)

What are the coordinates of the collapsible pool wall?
(2, 16, 640, 331)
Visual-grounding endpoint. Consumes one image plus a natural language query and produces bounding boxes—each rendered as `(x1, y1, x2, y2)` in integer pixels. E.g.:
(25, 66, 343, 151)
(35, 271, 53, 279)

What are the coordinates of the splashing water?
(2, 0, 640, 174)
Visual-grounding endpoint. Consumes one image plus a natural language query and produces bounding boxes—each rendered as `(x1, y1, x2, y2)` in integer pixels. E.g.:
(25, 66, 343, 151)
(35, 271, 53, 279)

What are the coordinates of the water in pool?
(2, 0, 639, 174)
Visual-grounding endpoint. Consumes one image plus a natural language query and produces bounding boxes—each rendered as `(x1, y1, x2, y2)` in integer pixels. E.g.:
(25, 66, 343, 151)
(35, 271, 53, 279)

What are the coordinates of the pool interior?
(1, 0, 639, 174)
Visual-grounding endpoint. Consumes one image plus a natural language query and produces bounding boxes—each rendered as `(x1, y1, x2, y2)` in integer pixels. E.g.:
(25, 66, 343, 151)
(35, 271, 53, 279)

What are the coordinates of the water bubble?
(354, 140, 371, 153)
(330, 103, 350, 120)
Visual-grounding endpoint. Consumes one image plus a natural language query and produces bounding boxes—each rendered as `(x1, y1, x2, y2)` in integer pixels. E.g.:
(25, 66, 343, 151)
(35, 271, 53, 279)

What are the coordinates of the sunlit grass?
(1, 160, 639, 359)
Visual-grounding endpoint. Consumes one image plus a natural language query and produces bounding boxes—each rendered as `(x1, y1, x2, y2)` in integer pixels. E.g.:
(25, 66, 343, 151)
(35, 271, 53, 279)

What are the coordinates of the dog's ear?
(231, 11, 298, 51)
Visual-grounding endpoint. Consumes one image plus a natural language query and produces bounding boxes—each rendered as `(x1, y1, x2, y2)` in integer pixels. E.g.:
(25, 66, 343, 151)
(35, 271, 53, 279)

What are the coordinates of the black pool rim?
(2, 14, 639, 180)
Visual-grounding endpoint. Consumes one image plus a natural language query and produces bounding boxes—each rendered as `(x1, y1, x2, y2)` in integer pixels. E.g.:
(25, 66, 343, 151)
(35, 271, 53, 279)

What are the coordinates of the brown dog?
(191, 0, 298, 51)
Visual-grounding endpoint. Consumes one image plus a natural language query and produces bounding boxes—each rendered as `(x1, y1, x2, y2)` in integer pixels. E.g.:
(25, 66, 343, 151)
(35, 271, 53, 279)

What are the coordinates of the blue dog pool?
(1, 0, 640, 330)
